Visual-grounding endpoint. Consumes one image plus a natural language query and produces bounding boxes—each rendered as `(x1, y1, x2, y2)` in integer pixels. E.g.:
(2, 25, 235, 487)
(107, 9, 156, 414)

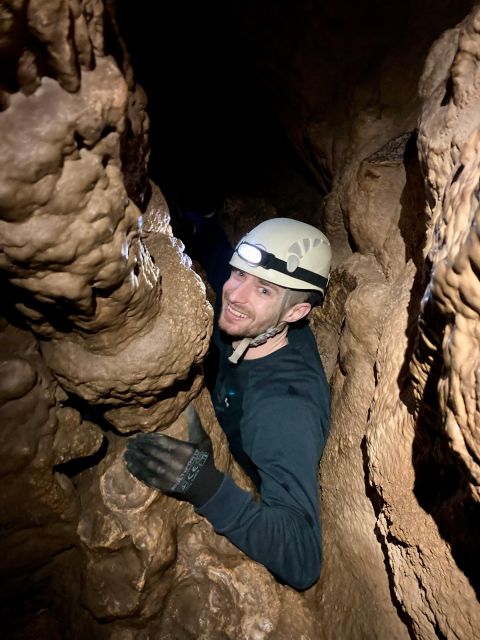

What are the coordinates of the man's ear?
(282, 302, 312, 324)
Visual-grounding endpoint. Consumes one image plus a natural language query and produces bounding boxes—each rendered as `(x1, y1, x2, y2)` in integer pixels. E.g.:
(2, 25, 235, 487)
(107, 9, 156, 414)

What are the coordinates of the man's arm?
(197, 479, 322, 590)
(125, 403, 326, 590)
(197, 403, 325, 590)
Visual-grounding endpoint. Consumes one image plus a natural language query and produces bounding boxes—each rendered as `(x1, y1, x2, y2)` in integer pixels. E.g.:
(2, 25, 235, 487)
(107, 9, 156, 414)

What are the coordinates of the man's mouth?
(225, 303, 248, 319)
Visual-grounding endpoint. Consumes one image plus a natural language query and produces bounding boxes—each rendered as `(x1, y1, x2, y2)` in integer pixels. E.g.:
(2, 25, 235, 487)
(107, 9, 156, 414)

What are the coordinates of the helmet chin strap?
(228, 322, 287, 364)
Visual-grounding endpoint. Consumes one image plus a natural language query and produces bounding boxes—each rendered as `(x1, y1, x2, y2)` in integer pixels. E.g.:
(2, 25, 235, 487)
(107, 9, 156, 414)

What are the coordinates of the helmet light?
(237, 242, 271, 267)
(235, 241, 328, 291)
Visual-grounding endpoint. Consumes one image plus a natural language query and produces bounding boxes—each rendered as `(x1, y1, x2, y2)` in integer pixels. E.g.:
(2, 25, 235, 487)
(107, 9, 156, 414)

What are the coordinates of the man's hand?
(124, 404, 224, 507)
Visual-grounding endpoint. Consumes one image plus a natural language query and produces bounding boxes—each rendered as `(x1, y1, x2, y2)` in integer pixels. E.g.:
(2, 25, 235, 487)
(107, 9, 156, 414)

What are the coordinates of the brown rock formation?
(1, 0, 480, 638)
(0, 0, 211, 431)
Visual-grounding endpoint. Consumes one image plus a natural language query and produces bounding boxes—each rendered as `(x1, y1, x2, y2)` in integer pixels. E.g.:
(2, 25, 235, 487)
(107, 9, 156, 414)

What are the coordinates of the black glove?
(124, 404, 224, 507)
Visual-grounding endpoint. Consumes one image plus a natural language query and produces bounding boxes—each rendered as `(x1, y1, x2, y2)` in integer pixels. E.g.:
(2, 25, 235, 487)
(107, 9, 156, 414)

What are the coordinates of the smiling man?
(219, 268, 310, 357)
(125, 218, 332, 590)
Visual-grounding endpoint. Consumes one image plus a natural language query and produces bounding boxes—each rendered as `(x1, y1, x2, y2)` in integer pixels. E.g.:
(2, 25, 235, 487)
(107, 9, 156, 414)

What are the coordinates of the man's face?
(218, 268, 288, 338)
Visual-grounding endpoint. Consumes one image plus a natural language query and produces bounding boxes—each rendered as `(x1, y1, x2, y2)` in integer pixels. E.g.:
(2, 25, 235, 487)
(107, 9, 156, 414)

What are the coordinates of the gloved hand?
(124, 404, 224, 507)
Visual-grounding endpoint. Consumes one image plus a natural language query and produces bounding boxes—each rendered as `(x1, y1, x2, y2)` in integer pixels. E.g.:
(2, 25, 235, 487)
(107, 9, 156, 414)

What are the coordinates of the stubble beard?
(218, 309, 252, 338)
(219, 301, 279, 340)
(219, 298, 256, 339)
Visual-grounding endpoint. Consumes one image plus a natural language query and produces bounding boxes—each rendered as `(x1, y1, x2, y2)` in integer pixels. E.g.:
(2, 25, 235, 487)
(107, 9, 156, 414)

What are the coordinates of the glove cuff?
(183, 459, 224, 507)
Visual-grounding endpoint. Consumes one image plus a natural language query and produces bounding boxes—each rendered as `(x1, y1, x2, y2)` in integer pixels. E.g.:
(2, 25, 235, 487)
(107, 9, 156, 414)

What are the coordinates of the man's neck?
(233, 325, 289, 360)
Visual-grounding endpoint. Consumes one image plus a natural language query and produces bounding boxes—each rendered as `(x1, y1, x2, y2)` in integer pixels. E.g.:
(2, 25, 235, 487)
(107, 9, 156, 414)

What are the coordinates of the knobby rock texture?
(0, 0, 480, 639)
(0, 1, 318, 638)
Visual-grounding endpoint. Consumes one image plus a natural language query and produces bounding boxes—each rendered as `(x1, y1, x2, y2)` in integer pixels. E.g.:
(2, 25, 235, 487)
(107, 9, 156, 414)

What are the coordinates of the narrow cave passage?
(115, 0, 323, 223)
(115, 0, 475, 239)
(1, 0, 480, 638)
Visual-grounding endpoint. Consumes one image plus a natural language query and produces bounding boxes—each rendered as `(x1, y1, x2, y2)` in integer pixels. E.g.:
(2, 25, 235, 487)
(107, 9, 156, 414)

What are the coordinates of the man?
(124, 218, 331, 590)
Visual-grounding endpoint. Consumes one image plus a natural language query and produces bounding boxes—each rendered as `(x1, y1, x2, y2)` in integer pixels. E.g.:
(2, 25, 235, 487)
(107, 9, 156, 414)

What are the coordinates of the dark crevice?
(67, 5, 81, 81)
(440, 74, 454, 106)
(63, 394, 130, 438)
(451, 163, 464, 184)
(433, 622, 448, 640)
(101, 125, 117, 139)
(360, 437, 415, 638)
(379, 530, 418, 640)
(75, 125, 117, 151)
(346, 226, 358, 252)
(74, 131, 86, 149)
(0, 280, 89, 337)
(411, 296, 480, 598)
(103, 4, 125, 73)
(53, 436, 108, 478)
(360, 436, 383, 519)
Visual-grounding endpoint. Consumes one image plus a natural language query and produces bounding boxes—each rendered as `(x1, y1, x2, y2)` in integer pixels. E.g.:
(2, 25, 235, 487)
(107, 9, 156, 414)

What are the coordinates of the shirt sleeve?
(196, 399, 327, 590)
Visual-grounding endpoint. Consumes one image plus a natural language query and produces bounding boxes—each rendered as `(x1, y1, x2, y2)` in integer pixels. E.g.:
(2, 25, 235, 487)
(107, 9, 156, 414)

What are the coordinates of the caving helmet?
(227, 218, 331, 363)
(230, 217, 331, 297)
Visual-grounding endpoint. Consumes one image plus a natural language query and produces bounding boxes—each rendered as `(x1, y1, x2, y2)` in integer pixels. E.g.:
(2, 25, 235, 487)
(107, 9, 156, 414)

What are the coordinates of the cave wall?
(225, 2, 480, 638)
(1, 0, 480, 638)
(0, 2, 335, 638)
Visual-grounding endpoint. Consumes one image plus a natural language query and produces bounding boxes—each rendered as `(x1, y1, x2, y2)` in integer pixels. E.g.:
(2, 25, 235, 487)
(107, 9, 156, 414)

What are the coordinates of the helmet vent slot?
(287, 241, 303, 257)
(287, 254, 300, 272)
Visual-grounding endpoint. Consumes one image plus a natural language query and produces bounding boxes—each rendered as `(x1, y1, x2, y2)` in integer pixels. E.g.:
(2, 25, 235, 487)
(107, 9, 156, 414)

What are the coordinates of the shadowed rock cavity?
(0, 0, 479, 638)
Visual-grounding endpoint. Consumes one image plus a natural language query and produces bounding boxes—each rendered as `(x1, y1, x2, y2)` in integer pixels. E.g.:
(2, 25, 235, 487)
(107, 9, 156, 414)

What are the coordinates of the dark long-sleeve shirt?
(197, 321, 330, 590)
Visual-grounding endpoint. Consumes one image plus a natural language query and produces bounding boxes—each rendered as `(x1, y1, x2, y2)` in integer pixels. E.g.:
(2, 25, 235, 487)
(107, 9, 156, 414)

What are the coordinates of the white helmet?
(230, 217, 331, 298)
(227, 218, 331, 364)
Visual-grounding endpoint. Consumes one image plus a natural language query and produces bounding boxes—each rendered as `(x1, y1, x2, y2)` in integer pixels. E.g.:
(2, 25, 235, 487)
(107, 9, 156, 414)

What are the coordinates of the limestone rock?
(2, 1, 480, 638)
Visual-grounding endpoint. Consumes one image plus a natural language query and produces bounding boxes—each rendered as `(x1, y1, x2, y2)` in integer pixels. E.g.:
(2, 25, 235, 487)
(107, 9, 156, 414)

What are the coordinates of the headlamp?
(235, 241, 328, 291)
(236, 242, 274, 267)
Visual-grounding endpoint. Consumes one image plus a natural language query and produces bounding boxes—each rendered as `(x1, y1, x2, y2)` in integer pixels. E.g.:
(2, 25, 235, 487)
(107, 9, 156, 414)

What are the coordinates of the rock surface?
(1, 1, 480, 638)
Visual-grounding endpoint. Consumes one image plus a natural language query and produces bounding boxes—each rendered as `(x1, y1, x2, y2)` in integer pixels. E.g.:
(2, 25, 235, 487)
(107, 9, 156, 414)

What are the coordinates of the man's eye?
(232, 268, 245, 277)
(260, 287, 271, 295)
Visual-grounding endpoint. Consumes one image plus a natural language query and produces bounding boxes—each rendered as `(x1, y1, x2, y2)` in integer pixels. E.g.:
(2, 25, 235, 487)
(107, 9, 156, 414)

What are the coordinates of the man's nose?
(227, 278, 250, 303)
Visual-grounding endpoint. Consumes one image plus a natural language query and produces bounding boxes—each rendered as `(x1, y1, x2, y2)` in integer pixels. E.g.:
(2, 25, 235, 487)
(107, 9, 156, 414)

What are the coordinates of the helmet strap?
(228, 337, 252, 364)
(228, 322, 288, 364)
